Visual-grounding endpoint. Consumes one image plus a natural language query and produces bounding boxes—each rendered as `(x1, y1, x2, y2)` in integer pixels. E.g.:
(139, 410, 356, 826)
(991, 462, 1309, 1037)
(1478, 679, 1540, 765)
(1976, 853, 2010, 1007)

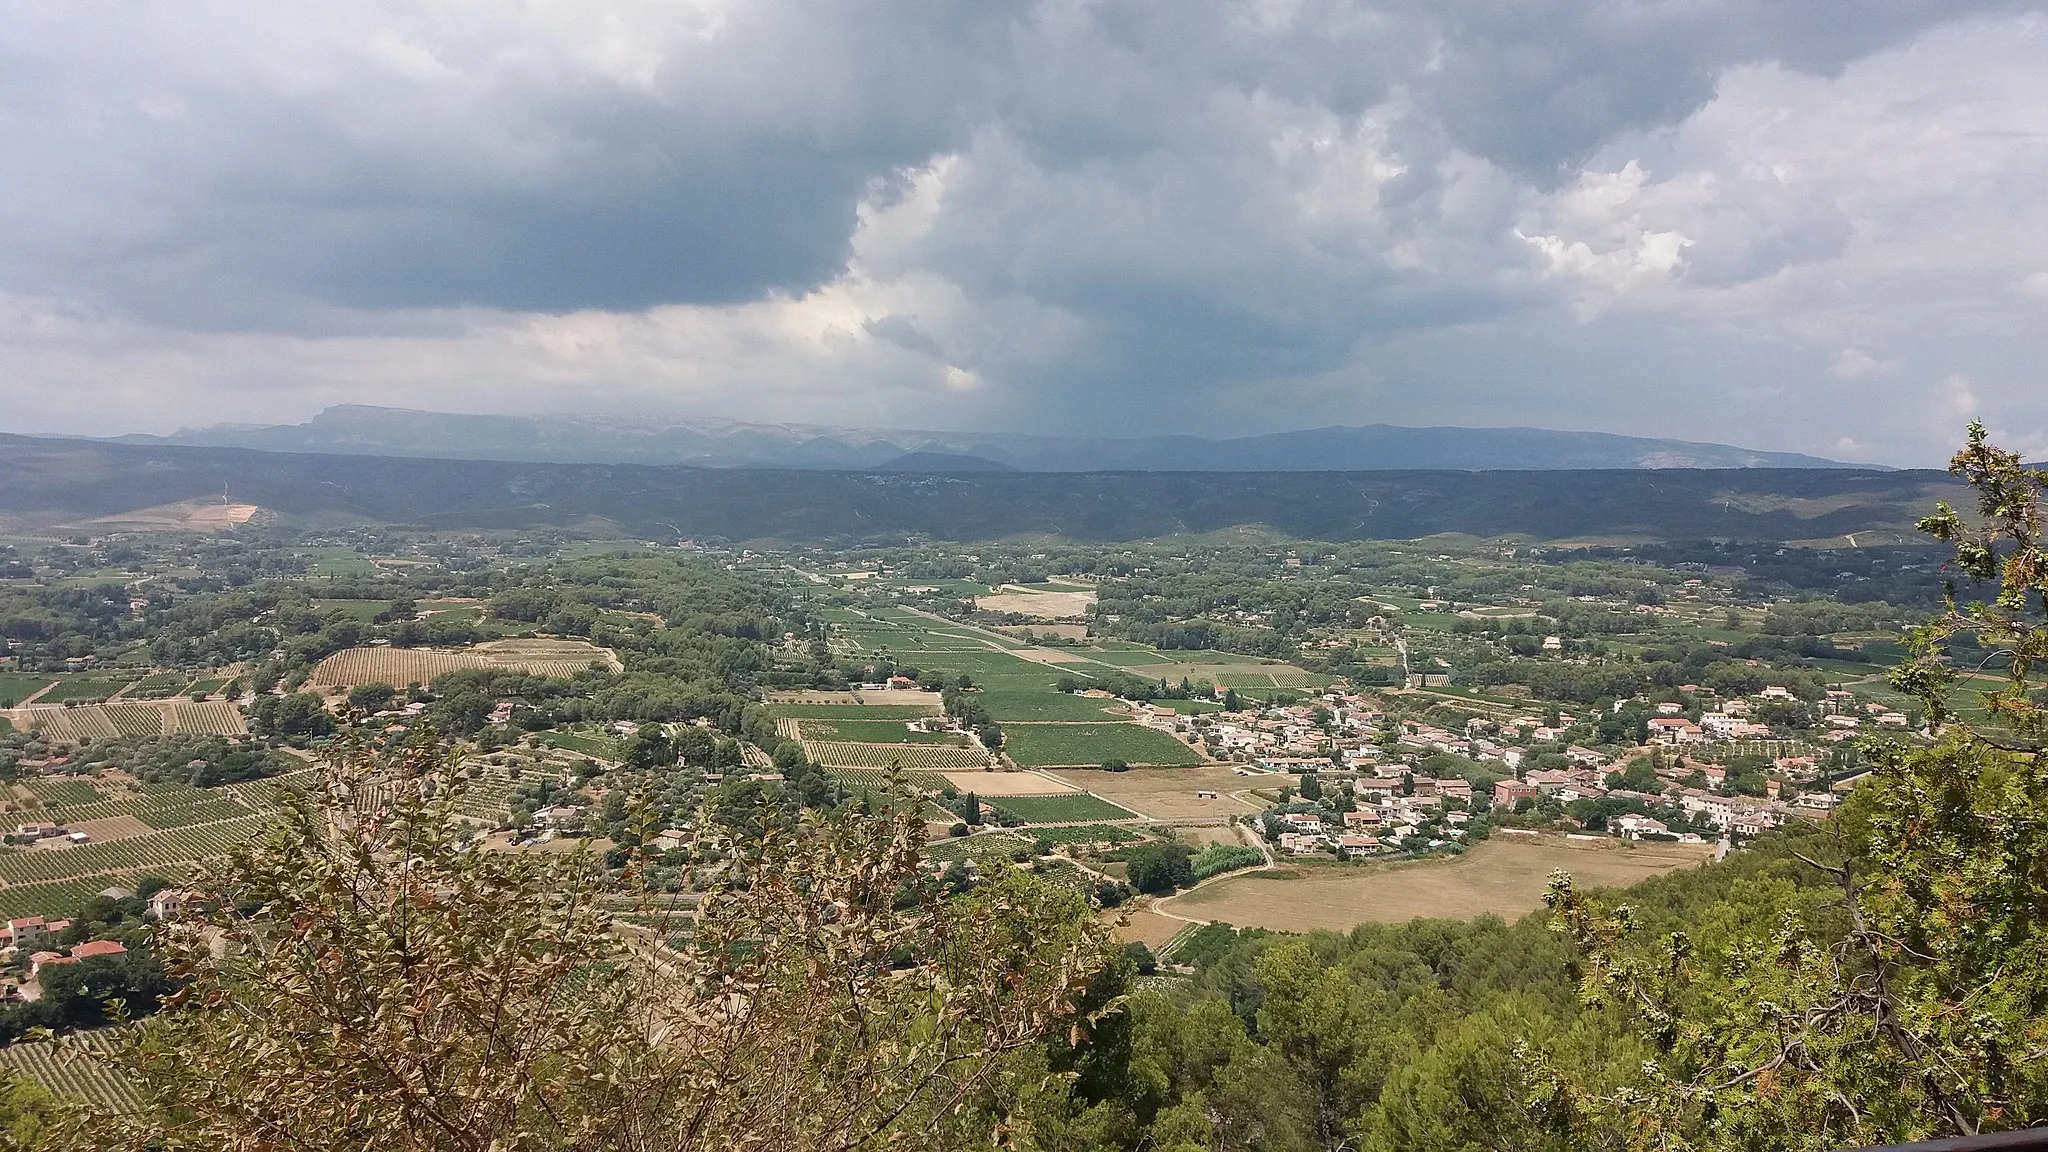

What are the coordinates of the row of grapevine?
(22, 776, 103, 806)
(103, 703, 164, 738)
(826, 767, 952, 792)
(801, 740, 987, 772)
(20, 700, 247, 744)
(9, 787, 251, 830)
(0, 1028, 142, 1112)
(0, 875, 156, 921)
(28, 707, 119, 743)
(0, 815, 267, 887)
(310, 643, 621, 689)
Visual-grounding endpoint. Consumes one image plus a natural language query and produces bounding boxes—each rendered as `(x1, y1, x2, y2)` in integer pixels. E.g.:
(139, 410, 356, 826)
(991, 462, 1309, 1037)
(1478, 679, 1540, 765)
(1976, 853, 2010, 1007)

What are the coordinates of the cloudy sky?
(3, 1, 2046, 464)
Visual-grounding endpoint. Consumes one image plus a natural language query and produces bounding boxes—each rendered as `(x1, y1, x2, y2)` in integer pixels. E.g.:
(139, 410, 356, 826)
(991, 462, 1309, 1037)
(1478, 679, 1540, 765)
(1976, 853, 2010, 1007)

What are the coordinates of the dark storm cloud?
(1, 0, 2045, 465)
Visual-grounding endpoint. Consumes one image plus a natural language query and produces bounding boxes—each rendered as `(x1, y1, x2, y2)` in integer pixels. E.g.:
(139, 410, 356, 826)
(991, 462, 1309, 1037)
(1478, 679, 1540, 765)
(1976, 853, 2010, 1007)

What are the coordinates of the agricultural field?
(802, 741, 988, 772)
(921, 831, 1036, 864)
(827, 767, 952, 793)
(1045, 766, 1267, 820)
(975, 692, 1127, 722)
(936, 770, 1077, 795)
(0, 1028, 140, 1111)
(0, 815, 270, 917)
(310, 638, 620, 688)
(35, 677, 134, 704)
(793, 718, 966, 745)
(1000, 723, 1205, 768)
(0, 772, 294, 917)
(0, 671, 56, 704)
(1168, 836, 1713, 931)
(1029, 823, 1145, 846)
(767, 702, 940, 719)
(986, 793, 1138, 824)
(18, 699, 247, 744)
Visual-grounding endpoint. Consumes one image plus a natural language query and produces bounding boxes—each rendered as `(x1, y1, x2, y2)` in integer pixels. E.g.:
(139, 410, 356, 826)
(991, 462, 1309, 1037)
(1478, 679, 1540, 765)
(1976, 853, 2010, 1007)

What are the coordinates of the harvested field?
(973, 587, 1096, 618)
(937, 770, 1077, 795)
(1045, 766, 1265, 820)
(1169, 836, 1713, 931)
(65, 815, 154, 844)
(310, 639, 619, 687)
(989, 793, 1137, 823)
(1118, 908, 1195, 950)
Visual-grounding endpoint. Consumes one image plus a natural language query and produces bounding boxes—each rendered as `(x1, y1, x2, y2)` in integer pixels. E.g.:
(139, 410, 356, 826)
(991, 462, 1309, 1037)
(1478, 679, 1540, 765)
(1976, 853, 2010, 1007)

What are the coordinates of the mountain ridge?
(0, 432, 1946, 545)
(100, 404, 1871, 472)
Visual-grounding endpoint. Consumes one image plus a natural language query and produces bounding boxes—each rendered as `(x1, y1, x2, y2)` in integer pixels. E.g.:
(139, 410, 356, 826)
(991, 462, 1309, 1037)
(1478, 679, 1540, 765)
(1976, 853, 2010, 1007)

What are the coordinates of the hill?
(0, 433, 1952, 544)
(108, 404, 1864, 471)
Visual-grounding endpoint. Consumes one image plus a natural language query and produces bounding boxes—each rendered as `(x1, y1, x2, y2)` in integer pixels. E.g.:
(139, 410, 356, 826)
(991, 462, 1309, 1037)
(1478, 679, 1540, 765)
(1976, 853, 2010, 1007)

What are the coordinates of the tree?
(1223, 688, 1242, 711)
(1100, 759, 1129, 773)
(1540, 424, 2048, 1149)
(1298, 772, 1322, 801)
(1125, 842, 1195, 895)
(69, 727, 1112, 1150)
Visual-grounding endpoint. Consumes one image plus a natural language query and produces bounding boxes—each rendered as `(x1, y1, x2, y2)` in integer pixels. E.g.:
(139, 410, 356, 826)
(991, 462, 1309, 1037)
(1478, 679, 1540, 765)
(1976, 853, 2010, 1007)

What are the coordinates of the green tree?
(1542, 424, 2048, 1149)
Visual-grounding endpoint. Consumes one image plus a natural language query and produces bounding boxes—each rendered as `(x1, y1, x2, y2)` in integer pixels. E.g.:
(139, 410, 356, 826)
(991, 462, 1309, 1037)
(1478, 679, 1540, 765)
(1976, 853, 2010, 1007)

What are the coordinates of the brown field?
(973, 587, 1097, 618)
(1044, 765, 1265, 820)
(1117, 908, 1193, 949)
(1166, 836, 1713, 931)
(64, 815, 153, 843)
(84, 500, 264, 533)
(937, 770, 1078, 795)
(310, 639, 620, 688)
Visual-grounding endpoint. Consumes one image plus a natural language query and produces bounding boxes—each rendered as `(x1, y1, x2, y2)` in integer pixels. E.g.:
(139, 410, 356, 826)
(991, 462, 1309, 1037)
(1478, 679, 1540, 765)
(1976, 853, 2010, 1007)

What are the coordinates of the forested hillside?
(0, 433, 1954, 543)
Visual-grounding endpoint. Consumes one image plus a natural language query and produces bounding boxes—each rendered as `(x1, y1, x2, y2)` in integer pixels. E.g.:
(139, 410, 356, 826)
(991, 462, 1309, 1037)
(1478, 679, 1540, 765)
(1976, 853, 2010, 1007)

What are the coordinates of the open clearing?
(1117, 908, 1192, 950)
(83, 500, 264, 533)
(1046, 766, 1264, 820)
(937, 770, 1078, 795)
(972, 587, 1097, 618)
(310, 638, 620, 687)
(1168, 836, 1713, 931)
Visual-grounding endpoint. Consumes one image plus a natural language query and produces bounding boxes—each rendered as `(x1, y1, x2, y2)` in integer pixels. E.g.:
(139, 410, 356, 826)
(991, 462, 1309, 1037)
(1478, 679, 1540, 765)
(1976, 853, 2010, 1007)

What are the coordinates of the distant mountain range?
(0, 432, 1946, 544)
(103, 405, 1864, 472)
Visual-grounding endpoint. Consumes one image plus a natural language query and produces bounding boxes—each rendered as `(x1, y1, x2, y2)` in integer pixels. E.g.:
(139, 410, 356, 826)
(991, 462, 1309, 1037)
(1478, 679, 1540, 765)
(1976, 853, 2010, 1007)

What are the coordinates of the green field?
(37, 678, 134, 703)
(0, 672, 55, 705)
(1001, 723, 1204, 767)
(977, 692, 1126, 722)
(536, 730, 624, 759)
(797, 719, 963, 744)
(988, 793, 1138, 823)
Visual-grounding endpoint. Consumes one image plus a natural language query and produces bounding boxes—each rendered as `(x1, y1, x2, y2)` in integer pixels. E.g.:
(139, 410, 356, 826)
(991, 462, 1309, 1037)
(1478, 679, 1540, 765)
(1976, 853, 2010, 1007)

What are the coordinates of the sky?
(3, 1, 2047, 466)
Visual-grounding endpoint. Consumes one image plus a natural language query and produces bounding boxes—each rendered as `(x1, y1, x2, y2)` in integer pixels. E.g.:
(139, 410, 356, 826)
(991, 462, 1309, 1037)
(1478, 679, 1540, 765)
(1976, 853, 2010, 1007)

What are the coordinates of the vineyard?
(0, 815, 269, 888)
(20, 699, 246, 744)
(802, 740, 987, 772)
(310, 639, 621, 688)
(0, 1028, 140, 1112)
(826, 767, 952, 792)
(795, 718, 965, 745)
